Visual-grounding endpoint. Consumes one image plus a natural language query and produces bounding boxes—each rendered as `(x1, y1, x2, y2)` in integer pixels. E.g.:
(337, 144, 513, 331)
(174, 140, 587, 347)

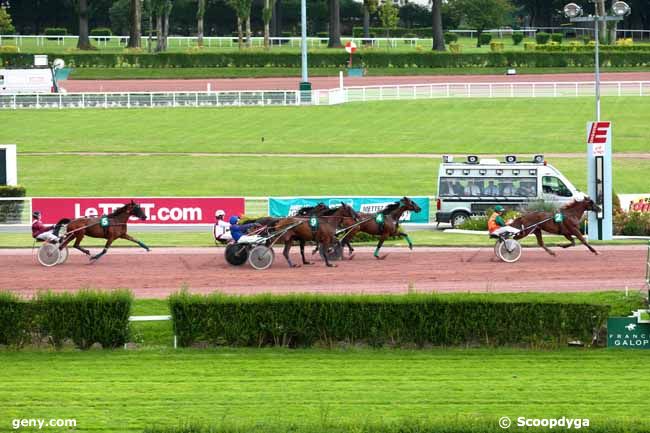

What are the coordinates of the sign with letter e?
(587, 121, 611, 157)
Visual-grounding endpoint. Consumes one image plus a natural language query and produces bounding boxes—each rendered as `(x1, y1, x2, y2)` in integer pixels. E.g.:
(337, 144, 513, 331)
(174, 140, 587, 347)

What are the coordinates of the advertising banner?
(607, 317, 650, 349)
(618, 194, 650, 213)
(269, 197, 430, 223)
(32, 197, 245, 225)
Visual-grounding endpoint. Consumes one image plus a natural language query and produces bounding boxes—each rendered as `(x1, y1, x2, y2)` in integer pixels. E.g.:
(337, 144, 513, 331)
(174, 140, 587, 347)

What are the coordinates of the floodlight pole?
(300, 0, 308, 83)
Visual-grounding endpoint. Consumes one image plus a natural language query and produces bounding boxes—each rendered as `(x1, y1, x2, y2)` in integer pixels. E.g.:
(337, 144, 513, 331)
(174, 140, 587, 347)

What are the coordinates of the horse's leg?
(282, 239, 299, 268)
(569, 226, 599, 255)
(558, 234, 576, 249)
(534, 230, 556, 256)
(90, 238, 115, 261)
(119, 233, 150, 251)
(299, 239, 312, 265)
(398, 231, 413, 250)
(374, 236, 388, 260)
(72, 233, 91, 256)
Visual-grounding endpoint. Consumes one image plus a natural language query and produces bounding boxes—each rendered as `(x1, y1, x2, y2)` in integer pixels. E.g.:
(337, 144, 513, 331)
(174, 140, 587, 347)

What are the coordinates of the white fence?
(3, 28, 650, 49)
(3, 81, 647, 110)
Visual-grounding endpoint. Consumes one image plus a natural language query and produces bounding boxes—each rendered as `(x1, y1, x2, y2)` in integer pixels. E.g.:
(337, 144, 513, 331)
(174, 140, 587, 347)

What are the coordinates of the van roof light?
(505, 155, 517, 164)
(467, 155, 479, 164)
(442, 155, 453, 163)
(533, 154, 544, 164)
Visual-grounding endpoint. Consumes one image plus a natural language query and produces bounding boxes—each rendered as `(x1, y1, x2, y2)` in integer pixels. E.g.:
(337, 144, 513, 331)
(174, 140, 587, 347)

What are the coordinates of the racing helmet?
(229, 215, 239, 225)
(494, 205, 505, 213)
(215, 209, 226, 218)
(32, 211, 42, 219)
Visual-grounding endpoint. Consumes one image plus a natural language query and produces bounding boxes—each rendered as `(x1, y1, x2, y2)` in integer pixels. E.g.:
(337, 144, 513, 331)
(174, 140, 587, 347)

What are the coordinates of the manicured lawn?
(4, 98, 650, 155)
(1, 347, 649, 433)
(67, 66, 650, 80)
(15, 155, 650, 197)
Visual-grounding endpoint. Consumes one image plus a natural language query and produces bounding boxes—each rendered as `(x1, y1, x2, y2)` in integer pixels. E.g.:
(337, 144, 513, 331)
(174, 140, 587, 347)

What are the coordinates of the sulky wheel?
(58, 246, 70, 265)
(248, 245, 274, 270)
(225, 243, 249, 266)
(319, 241, 343, 262)
(37, 243, 61, 267)
(498, 239, 522, 263)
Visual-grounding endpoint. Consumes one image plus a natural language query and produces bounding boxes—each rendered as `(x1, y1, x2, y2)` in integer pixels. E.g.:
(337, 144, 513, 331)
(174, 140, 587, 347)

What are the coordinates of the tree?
(77, 0, 94, 49)
(196, 0, 205, 46)
(0, 7, 15, 34)
(453, 0, 513, 47)
(262, 0, 275, 49)
(431, 0, 444, 51)
(227, 0, 252, 50)
(378, 1, 398, 37)
(128, 0, 142, 48)
(327, 0, 342, 48)
(152, 0, 172, 52)
(362, 0, 377, 39)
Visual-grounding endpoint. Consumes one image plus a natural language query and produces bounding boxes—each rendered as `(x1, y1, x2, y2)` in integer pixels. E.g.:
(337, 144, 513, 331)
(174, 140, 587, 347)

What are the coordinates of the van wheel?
(451, 212, 469, 228)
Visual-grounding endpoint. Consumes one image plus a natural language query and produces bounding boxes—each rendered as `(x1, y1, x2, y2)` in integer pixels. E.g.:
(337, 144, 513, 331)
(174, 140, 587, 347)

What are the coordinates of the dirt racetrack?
(1, 245, 646, 298)
(60, 72, 650, 93)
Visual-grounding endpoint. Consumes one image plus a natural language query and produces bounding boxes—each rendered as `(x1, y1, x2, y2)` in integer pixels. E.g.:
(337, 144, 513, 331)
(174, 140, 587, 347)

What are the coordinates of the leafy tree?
(227, 0, 252, 49)
(0, 7, 15, 35)
(399, 3, 427, 28)
(378, 1, 398, 36)
(196, 0, 205, 46)
(452, 0, 513, 47)
(327, 0, 342, 48)
(128, 0, 142, 47)
(431, 0, 444, 51)
(262, 0, 275, 49)
(109, 0, 130, 35)
(362, 0, 378, 39)
(76, 0, 94, 49)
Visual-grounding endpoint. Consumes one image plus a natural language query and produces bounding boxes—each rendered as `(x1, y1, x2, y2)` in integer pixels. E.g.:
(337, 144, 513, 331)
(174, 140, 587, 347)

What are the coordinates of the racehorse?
(339, 197, 422, 260)
(274, 203, 358, 268)
(509, 196, 601, 256)
(59, 201, 150, 261)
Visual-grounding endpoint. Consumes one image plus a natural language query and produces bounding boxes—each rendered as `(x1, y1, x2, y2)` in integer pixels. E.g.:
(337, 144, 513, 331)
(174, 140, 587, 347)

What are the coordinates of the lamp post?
(563, 1, 631, 241)
(299, 0, 311, 102)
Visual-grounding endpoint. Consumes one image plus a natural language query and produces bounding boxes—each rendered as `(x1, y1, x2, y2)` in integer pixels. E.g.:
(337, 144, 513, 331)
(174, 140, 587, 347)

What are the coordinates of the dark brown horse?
(339, 197, 422, 259)
(60, 201, 150, 261)
(275, 203, 358, 268)
(509, 196, 601, 256)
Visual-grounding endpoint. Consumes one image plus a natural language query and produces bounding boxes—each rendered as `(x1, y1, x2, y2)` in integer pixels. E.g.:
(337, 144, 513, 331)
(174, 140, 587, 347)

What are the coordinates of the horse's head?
(128, 201, 148, 221)
(340, 202, 359, 222)
(582, 196, 601, 214)
(401, 197, 422, 213)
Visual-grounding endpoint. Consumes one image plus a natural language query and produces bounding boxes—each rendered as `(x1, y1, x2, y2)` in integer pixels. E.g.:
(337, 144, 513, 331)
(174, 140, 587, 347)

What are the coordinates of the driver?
(31, 211, 59, 243)
(229, 215, 260, 243)
(213, 210, 232, 244)
(488, 205, 520, 237)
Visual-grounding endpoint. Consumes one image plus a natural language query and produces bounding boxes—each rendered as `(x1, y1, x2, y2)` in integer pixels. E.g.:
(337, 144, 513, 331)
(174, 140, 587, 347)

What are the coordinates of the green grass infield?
(4, 98, 650, 154)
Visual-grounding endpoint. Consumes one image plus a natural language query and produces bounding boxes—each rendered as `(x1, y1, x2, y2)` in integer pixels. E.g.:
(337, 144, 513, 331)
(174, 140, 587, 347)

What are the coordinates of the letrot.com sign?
(32, 198, 245, 225)
(607, 317, 650, 349)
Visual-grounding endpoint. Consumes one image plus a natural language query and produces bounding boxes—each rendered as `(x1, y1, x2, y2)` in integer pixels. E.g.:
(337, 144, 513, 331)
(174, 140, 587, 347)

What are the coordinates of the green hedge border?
(169, 292, 609, 348)
(4, 51, 650, 68)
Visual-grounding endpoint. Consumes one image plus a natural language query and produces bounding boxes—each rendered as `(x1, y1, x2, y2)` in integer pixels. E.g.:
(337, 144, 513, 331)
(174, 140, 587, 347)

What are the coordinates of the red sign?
(587, 121, 611, 157)
(32, 198, 245, 225)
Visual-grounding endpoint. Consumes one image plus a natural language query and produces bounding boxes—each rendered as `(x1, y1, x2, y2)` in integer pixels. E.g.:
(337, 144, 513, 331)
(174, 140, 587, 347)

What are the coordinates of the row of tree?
(2, 0, 644, 51)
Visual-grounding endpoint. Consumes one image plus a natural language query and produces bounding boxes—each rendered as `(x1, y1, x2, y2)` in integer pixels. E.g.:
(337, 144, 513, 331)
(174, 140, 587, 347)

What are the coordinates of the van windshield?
(542, 176, 572, 197)
(439, 177, 537, 198)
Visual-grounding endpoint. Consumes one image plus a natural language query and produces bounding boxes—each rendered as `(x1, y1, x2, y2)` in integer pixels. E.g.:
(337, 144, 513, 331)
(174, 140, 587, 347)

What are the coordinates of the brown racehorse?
(339, 197, 422, 260)
(509, 196, 601, 256)
(274, 203, 358, 268)
(60, 201, 150, 261)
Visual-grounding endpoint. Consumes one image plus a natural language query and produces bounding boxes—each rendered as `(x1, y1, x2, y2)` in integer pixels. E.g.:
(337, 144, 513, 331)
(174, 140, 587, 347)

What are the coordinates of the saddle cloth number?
(309, 216, 319, 229)
(553, 213, 564, 223)
(100, 216, 110, 228)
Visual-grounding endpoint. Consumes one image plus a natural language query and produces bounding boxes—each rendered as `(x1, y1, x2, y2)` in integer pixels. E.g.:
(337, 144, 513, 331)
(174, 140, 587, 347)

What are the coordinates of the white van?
(436, 154, 582, 227)
(0, 68, 56, 94)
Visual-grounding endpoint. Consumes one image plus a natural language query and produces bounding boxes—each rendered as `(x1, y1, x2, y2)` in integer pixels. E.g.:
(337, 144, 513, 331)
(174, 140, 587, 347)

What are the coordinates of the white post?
(172, 92, 176, 107)
(195, 92, 199, 107)
(339, 71, 344, 89)
(59, 93, 62, 109)
(207, 83, 211, 92)
(489, 83, 493, 98)
(510, 83, 514, 97)
(554, 83, 557, 97)
(36, 94, 40, 108)
(150, 93, 153, 107)
(446, 84, 450, 98)
(104, 93, 108, 108)
(576, 82, 579, 97)
(127, 93, 130, 108)
(532, 83, 536, 98)
(13, 94, 16, 110)
(618, 82, 621, 96)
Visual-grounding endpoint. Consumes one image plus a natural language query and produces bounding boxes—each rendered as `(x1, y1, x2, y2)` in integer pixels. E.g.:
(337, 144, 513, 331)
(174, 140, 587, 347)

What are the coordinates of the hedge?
(352, 27, 432, 38)
(43, 27, 67, 41)
(0, 290, 133, 349)
(4, 51, 650, 69)
(0, 185, 27, 224)
(90, 27, 112, 37)
(169, 292, 609, 348)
